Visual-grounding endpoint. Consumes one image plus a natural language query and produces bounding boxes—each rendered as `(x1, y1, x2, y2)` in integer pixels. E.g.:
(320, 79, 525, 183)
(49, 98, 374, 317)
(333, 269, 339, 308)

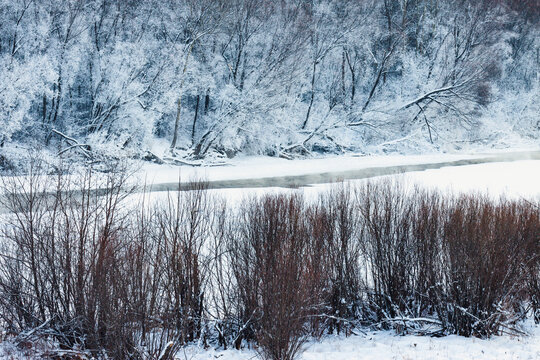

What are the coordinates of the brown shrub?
(440, 195, 538, 336)
(229, 194, 323, 360)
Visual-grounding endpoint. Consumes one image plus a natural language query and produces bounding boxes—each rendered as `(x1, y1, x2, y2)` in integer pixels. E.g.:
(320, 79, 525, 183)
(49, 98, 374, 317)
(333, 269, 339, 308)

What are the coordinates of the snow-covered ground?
(3, 148, 538, 200)
(138, 148, 539, 186)
(140, 152, 483, 184)
(135, 148, 539, 197)
(393, 160, 540, 199)
(135, 152, 540, 205)
(180, 322, 540, 360)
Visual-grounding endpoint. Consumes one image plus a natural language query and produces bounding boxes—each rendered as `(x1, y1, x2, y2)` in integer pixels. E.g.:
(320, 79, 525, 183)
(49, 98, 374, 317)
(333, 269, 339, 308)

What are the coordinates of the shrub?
(229, 194, 323, 360)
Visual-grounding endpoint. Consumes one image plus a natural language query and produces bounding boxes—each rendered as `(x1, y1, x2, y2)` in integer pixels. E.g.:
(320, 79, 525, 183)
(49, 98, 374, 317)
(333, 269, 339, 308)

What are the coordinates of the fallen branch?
(307, 314, 367, 335)
(51, 129, 93, 159)
(384, 317, 442, 325)
(400, 85, 458, 110)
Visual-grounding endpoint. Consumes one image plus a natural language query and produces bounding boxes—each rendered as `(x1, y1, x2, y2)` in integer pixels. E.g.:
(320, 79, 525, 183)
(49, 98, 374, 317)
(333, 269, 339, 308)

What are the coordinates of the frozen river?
(145, 150, 540, 192)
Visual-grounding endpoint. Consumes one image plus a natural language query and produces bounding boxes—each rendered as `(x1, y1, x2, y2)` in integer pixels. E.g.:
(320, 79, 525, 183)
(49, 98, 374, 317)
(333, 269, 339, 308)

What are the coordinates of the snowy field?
(135, 149, 540, 205)
(200, 159, 540, 204)
(391, 160, 540, 199)
(179, 322, 540, 360)
(138, 149, 540, 186)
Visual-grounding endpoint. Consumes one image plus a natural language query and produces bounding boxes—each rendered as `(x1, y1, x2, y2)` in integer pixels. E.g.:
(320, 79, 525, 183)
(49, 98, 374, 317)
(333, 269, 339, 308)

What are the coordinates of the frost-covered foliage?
(0, 0, 538, 162)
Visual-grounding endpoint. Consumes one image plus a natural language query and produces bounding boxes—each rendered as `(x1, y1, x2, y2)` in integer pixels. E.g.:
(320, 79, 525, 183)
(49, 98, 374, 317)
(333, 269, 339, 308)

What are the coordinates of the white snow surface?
(138, 151, 492, 184)
(135, 149, 540, 203)
(180, 324, 540, 360)
(394, 160, 540, 199)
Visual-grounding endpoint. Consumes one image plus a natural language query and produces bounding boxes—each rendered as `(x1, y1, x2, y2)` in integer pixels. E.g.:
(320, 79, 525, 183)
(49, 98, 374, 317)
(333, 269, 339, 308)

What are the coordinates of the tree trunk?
(341, 51, 346, 102)
(170, 96, 182, 150)
(204, 90, 210, 114)
(302, 61, 317, 129)
(42, 94, 47, 122)
(170, 41, 197, 150)
(344, 51, 356, 106)
(191, 95, 200, 145)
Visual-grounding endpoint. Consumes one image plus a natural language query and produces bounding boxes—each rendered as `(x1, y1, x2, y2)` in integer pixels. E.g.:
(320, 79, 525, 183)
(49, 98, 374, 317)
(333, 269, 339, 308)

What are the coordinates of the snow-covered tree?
(0, 0, 537, 164)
